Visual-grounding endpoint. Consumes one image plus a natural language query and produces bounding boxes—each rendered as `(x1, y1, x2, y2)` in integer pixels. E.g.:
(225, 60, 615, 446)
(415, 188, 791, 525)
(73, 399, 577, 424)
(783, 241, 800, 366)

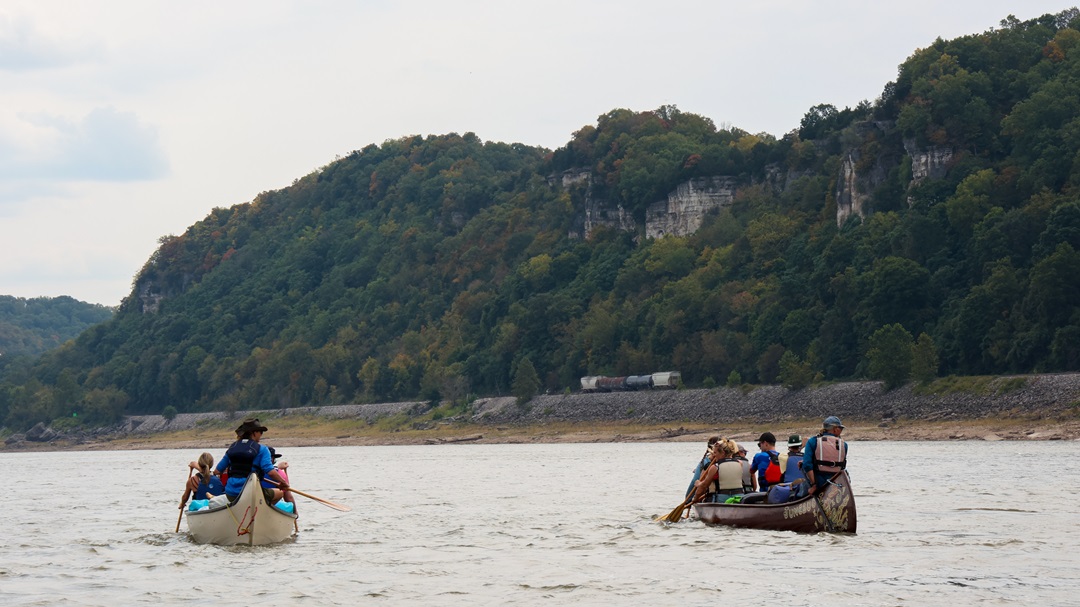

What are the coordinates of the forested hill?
(3, 10, 1080, 431)
(0, 296, 113, 358)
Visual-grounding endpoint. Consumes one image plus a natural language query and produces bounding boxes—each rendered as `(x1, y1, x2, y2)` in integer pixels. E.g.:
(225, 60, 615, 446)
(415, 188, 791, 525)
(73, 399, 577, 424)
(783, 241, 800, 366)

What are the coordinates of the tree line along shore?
(4, 374, 1079, 451)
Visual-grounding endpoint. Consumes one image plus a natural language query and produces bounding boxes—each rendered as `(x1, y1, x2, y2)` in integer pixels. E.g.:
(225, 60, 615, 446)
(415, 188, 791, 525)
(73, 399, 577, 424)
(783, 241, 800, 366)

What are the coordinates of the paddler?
(216, 417, 292, 506)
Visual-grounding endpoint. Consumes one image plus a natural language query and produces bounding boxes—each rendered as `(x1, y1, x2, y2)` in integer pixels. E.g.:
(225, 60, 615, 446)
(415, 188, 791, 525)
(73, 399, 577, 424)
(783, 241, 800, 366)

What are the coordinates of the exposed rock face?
(834, 121, 899, 226)
(835, 152, 868, 226)
(645, 176, 738, 239)
(549, 169, 639, 237)
(546, 168, 592, 189)
(559, 122, 957, 235)
(585, 198, 638, 235)
(904, 140, 954, 182)
(136, 280, 165, 314)
(25, 422, 59, 442)
(557, 172, 742, 239)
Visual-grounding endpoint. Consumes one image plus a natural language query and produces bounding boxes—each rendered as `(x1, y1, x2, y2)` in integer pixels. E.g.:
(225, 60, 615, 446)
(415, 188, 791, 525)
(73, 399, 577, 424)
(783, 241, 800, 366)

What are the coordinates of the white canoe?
(185, 473, 297, 545)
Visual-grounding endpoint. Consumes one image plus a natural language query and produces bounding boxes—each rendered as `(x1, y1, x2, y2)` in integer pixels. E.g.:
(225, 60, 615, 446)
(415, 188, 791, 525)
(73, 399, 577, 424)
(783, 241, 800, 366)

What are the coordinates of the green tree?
(512, 357, 540, 406)
(778, 351, 815, 390)
(866, 324, 914, 390)
(911, 333, 940, 384)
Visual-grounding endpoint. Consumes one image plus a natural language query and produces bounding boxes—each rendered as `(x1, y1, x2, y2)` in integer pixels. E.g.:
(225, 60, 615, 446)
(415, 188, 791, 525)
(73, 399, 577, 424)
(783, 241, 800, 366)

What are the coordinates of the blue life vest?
(225, 439, 262, 479)
(781, 450, 807, 483)
(196, 473, 224, 497)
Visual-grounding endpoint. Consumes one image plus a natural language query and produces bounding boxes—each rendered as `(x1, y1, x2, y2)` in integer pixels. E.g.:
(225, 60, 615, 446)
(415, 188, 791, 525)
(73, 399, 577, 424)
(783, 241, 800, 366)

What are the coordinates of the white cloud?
(0, 13, 101, 71)
(0, 0, 1074, 306)
(0, 107, 169, 185)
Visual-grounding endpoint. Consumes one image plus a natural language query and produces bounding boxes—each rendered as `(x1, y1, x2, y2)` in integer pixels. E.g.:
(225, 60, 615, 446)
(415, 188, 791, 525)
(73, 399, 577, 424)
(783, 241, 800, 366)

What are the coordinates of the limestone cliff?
(904, 139, 954, 182)
(834, 123, 955, 226)
(645, 176, 738, 239)
(558, 121, 958, 237)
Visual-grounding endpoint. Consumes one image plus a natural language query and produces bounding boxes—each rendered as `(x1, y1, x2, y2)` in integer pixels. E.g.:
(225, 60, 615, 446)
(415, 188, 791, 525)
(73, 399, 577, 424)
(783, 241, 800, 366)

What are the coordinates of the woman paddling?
(179, 452, 225, 509)
(691, 439, 745, 503)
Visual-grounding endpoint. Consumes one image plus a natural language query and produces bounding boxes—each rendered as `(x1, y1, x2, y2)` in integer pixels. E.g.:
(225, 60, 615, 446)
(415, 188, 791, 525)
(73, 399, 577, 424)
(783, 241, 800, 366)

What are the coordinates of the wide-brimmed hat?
(235, 417, 268, 435)
(823, 415, 845, 429)
(268, 446, 283, 461)
(787, 434, 802, 448)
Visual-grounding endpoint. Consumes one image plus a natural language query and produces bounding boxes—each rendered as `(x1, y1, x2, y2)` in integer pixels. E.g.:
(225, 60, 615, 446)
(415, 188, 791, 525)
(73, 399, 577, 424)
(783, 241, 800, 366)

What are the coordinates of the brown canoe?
(692, 471, 856, 534)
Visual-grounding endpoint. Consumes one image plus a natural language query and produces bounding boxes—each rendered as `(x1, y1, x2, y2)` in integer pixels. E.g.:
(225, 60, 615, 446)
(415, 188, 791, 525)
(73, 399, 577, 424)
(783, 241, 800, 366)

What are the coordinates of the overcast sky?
(0, 1, 1073, 306)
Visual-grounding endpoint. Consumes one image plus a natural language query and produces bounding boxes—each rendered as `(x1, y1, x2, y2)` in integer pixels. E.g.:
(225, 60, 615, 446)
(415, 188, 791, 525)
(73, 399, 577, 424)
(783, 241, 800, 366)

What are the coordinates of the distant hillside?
(3, 9, 1080, 432)
(0, 296, 113, 358)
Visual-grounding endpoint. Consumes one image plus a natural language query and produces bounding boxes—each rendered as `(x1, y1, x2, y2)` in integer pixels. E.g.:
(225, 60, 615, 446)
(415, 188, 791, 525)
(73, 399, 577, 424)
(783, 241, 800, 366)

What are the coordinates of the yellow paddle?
(657, 493, 696, 523)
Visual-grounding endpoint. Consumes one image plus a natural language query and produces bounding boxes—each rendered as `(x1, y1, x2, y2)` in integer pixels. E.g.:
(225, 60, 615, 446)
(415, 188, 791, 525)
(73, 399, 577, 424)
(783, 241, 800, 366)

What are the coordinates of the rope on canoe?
(225, 503, 256, 537)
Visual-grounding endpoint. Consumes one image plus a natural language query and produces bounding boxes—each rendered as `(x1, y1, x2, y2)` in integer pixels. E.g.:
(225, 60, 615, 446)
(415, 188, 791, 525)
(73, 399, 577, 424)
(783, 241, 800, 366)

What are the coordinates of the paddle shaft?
(289, 487, 350, 512)
(263, 477, 350, 512)
(176, 468, 195, 533)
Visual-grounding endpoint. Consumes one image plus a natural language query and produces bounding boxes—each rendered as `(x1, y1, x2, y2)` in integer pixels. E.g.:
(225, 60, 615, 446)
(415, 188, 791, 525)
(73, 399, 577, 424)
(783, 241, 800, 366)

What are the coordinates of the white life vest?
(814, 435, 847, 474)
(716, 459, 744, 491)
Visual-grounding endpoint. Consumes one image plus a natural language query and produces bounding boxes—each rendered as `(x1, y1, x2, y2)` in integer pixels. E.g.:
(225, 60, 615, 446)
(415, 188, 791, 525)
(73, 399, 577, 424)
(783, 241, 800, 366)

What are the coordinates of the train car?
(625, 375, 654, 390)
(651, 371, 681, 389)
(596, 376, 629, 392)
(580, 376, 601, 392)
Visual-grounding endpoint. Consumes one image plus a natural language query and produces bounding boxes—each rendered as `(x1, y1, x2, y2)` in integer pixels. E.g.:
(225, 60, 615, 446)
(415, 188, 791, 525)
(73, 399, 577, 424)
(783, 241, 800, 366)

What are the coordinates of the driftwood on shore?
(424, 434, 484, 445)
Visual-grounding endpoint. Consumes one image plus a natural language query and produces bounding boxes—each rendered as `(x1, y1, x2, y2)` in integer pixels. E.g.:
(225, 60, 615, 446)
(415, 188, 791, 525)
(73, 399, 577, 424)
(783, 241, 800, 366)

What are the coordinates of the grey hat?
(823, 416, 845, 429)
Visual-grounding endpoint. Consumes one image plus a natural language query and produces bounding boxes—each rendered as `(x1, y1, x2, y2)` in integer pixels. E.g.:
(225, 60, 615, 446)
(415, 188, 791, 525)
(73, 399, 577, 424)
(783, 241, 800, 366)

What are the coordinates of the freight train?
(579, 371, 681, 392)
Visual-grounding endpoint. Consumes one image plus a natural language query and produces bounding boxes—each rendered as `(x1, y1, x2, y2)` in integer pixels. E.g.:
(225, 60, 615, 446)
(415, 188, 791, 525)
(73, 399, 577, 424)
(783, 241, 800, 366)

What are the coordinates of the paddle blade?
(659, 502, 687, 523)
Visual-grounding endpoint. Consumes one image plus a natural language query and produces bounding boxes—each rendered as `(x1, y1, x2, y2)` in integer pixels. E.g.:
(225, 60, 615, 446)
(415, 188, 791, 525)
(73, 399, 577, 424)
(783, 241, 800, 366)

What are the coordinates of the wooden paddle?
(176, 467, 195, 532)
(289, 487, 351, 512)
(812, 478, 840, 532)
(657, 493, 696, 523)
(264, 478, 351, 512)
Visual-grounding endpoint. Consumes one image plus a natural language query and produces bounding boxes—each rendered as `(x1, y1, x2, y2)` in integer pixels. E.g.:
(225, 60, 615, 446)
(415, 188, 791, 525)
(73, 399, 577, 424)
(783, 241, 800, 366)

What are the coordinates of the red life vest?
(814, 435, 847, 474)
(764, 451, 783, 485)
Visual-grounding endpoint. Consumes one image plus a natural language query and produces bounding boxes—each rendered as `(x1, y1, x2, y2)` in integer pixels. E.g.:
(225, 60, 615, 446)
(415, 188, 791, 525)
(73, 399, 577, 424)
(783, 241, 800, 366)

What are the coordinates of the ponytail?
(197, 452, 214, 492)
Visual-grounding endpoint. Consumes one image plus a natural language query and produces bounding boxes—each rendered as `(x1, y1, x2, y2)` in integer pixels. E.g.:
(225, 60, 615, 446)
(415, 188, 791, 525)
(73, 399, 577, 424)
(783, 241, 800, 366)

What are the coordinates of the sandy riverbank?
(5, 413, 1078, 453)
(5, 375, 1079, 452)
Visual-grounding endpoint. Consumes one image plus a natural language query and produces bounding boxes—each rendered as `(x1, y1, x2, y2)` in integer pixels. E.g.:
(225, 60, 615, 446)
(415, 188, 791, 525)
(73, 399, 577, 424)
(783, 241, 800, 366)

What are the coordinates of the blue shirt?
(216, 441, 275, 496)
(750, 450, 779, 489)
(803, 435, 849, 489)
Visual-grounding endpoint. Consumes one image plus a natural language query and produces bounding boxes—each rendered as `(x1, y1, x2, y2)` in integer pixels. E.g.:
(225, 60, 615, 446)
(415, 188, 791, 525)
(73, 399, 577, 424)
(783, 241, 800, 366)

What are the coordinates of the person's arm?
(803, 439, 817, 492)
(691, 464, 717, 502)
(256, 447, 288, 487)
(749, 454, 762, 491)
(268, 468, 289, 487)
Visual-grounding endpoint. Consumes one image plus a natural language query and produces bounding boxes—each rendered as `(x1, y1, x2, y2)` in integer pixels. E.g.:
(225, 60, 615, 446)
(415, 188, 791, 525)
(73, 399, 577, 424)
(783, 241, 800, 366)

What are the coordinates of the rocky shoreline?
(4, 374, 1079, 452)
